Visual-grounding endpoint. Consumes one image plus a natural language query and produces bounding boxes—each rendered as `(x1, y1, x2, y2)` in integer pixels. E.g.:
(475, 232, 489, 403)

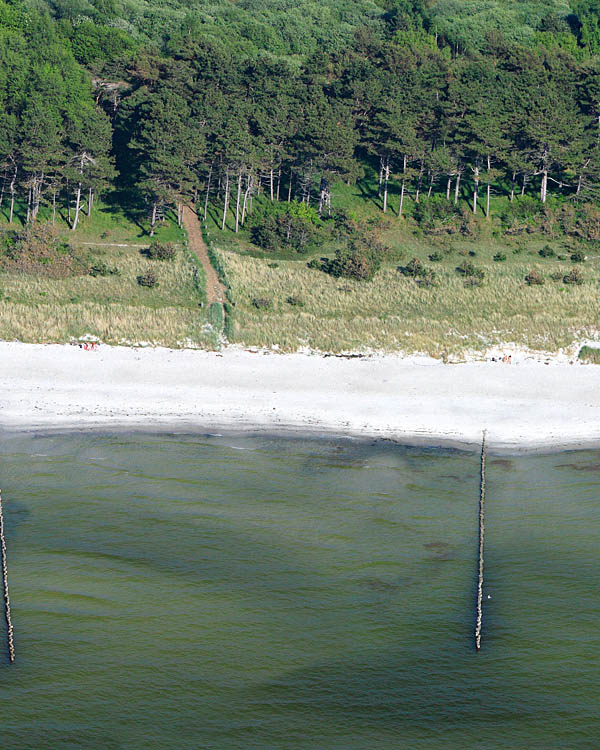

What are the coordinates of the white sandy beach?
(1, 341, 599, 451)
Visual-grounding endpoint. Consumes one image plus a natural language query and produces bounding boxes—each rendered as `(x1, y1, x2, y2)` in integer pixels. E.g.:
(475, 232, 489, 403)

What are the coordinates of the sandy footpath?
(1, 341, 599, 452)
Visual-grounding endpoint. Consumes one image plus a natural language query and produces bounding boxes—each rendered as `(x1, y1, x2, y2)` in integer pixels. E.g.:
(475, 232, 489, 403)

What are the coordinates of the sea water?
(0, 432, 598, 749)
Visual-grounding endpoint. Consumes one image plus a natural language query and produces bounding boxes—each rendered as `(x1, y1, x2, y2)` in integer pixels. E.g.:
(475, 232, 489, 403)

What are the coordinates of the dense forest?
(4, 0, 600, 240)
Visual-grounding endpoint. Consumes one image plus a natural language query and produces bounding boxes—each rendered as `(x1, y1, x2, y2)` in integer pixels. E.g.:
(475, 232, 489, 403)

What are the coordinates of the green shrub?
(399, 257, 424, 277)
(251, 296, 272, 309)
(501, 196, 544, 229)
(325, 242, 382, 281)
(456, 261, 484, 279)
(0, 225, 87, 278)
(570, 250, 585, 263)
(563, 267, 583, 285)
(549, 271, 563, 282)
(538, 245, 555, 258)
(413, 195, 461, 233)
(286, 295, 305, 307)
(429, 251, 443, 262)
(578, 346, 600, 363)
(147, 241, 176, 261)
(89, 261, 120, 277)
(399, 257, 436, 285)
(137, 271, 159, 288)
(493, 252, 507, 262)
(525, 269, 544, 286)
(250, 201, 321, 254)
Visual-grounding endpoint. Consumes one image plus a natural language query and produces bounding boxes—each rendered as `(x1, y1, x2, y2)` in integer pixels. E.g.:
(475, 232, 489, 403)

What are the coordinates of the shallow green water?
(0, 432, 598, 749)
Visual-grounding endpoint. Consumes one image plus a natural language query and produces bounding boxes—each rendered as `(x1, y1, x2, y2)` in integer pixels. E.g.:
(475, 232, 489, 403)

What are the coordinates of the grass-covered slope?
(207, 173, 600, 355)
(0, 203, 222, 348)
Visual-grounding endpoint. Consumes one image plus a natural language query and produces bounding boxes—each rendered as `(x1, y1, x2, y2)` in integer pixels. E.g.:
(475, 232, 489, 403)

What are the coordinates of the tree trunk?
(521, 174, 527, 196)
(72, 183, 82, 229)
(485, 155, 491, 219)
(427, 173, 434, 198)
(221, 171, 230, 231)
(72, 154, 86, 231)
(204, 164, 213, 221)
(276, 168, 281, 201)
(540, 169, 548, 203)
(454, 169, 461, 205)
(287, 171, 293, 202)
(510, 171, 516, 202)
(33, 174, 43, 222)
(382, 157, 389, 213)
(150, 201, 157, 236)
(88, 187, 93, 217)
(52, 190, 56, 225)
(30, 180, 36, 222)
(398, 155, 407, 217)
(577, 173, 582, 195)
(473, 165, 479, 214)
(378, 156, 384, 198)
(26, 185, 32, 224)
(446, 176, 452, 201)
(235, 171, 242, 233)
(269, 168, 274, 201)
(241, 174, 252, 225)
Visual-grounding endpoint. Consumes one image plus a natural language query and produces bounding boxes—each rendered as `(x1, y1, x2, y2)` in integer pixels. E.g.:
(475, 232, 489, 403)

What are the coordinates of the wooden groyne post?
(0, 490, 15, 663)
(475, 430, 487, 651)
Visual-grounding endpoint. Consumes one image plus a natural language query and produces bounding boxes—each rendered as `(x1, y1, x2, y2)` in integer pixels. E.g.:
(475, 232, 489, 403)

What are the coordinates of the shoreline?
(1, 341, 600, 454)
(4, 422, 600, 456)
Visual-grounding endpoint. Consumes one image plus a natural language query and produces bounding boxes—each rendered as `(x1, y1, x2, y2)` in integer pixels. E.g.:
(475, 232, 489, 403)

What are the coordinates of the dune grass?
(578, 345, 600, 363)
(0, 231, 223, 348)
(216, 244, 600, 355)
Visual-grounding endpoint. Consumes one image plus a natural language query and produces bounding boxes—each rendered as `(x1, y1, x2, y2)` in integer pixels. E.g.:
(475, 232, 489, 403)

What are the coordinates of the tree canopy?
(3, 0, 600, 232)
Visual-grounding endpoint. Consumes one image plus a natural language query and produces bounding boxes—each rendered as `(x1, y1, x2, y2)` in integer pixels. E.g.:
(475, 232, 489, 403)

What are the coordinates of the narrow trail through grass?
(183, 206, 225, 305)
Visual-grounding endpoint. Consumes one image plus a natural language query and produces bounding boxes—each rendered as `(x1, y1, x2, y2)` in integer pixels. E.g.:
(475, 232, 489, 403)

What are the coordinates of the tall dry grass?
(216, 248, 600, 354)
(0, 242, 219, 348)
